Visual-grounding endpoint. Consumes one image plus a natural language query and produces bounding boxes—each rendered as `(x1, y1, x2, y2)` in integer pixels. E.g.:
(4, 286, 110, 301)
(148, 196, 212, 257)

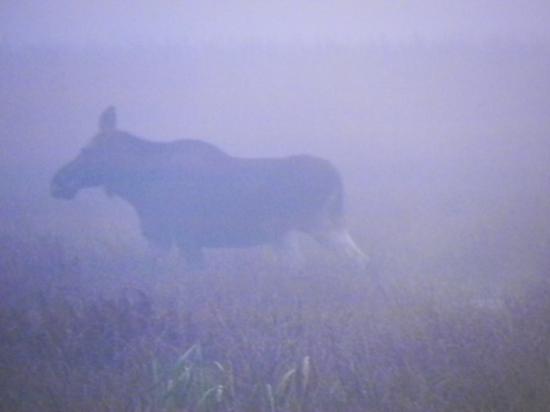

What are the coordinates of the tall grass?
(1, 234, 550, 411)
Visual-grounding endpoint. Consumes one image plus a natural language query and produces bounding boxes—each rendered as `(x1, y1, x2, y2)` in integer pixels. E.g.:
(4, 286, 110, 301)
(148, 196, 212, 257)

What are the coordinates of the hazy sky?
(2, 1, 550, 46)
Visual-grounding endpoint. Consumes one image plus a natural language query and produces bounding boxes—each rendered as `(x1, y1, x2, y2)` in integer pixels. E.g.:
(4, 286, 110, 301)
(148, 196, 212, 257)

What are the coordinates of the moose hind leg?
(271, 233, 305, 269)
(314, 229, 369, 267)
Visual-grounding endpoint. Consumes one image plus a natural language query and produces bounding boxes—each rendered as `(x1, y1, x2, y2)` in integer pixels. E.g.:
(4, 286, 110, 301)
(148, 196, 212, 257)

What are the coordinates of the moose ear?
(99, 106, 117, 132)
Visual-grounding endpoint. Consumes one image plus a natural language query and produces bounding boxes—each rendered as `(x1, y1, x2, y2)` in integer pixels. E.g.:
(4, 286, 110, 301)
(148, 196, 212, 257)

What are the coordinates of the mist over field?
(2, 2, 550, 411)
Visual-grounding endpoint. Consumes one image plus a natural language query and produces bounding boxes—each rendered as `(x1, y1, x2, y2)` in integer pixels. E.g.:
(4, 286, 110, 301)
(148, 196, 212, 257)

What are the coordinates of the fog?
(3, 1, 550, 46)
(2, 43, 549, 275)
(1, 2, 550, 411)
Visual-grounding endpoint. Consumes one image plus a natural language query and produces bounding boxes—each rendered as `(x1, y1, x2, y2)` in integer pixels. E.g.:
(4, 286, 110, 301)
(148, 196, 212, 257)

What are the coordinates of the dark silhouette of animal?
(51, 107, 368, 268)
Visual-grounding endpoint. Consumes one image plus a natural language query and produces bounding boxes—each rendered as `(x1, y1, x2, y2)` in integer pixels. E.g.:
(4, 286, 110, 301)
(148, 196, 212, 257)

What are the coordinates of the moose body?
(51, 107, 367, 268)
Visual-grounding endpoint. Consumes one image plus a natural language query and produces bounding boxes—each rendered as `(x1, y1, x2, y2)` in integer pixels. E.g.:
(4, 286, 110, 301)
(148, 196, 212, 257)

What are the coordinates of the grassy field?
(1, 43, 550, 411)
(1, 231, 550, 412)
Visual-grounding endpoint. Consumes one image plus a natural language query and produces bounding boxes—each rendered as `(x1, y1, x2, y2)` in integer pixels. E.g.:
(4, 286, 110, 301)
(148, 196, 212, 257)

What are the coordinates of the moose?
(51, 107, 368, 269)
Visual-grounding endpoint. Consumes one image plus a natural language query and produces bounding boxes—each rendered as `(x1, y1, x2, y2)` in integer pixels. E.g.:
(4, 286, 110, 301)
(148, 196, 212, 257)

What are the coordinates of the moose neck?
(101, 155, 152, 207)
